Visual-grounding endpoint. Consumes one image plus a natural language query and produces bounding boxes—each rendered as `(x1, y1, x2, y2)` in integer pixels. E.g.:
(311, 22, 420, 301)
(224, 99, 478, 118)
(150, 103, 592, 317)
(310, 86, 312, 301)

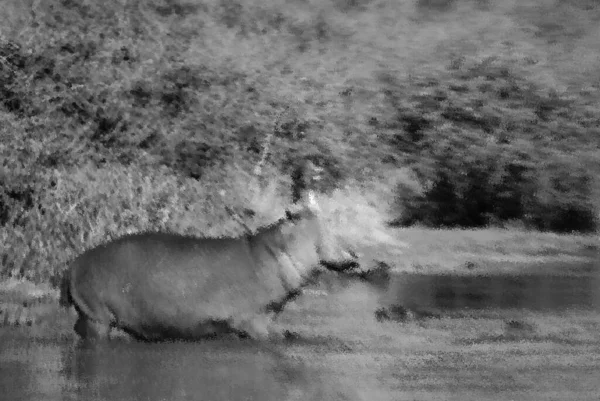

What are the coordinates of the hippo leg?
(189, 319, 240, 340)
(232, 314, 284, 341)
(74, 315, 110, 341)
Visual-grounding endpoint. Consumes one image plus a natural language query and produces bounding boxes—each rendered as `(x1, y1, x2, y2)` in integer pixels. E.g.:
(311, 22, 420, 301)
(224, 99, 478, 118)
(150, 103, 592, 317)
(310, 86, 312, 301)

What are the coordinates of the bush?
(384, 57, 600, 232)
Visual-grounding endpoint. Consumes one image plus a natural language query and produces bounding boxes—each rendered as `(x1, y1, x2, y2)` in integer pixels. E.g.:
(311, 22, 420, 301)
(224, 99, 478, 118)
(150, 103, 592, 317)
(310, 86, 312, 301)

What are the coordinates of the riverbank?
(2, 263, 599, 401)
(1, 226, 596, 329)
(364, 226, 597, 275)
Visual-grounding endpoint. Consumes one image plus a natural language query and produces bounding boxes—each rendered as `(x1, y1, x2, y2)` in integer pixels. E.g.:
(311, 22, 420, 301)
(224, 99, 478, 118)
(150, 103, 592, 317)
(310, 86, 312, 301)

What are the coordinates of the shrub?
(384, 57, 600, 232)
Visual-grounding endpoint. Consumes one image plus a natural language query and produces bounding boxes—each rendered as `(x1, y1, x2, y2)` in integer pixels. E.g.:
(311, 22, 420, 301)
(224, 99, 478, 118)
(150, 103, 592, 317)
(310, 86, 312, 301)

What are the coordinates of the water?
(390, 262, 600, 314)
(0, 337, 331, 401)
(2, 260, 598, 400)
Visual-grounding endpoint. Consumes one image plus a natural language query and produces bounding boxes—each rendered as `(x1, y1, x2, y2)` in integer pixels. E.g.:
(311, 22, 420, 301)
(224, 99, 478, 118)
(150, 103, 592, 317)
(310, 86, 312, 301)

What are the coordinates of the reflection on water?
(391, 263, 600, 313)
(0, 337, 325, 401)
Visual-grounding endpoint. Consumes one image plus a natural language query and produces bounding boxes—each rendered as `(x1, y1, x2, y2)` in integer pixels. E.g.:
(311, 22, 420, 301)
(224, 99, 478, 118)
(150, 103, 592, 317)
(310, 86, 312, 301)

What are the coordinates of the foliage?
(382, 57, 599, 232)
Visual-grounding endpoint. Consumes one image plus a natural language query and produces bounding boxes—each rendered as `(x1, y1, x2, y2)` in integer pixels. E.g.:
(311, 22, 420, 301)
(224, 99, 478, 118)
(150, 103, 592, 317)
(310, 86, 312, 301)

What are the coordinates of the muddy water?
(0, 336, 334, 401)
(2, 260, 598, 400)
(390, 261, 600, 313)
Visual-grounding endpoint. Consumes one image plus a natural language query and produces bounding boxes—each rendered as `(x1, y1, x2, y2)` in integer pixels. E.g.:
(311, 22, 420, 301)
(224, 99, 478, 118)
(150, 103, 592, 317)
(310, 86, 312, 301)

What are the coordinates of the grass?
(386, 227, 598, 274)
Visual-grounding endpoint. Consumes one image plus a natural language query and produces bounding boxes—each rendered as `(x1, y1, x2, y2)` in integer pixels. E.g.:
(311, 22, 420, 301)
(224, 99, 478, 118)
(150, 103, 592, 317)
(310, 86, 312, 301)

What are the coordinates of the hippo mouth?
(319, 248, 361, 272)
(320, 259, 361, 272)
(321, 259, 392, 291)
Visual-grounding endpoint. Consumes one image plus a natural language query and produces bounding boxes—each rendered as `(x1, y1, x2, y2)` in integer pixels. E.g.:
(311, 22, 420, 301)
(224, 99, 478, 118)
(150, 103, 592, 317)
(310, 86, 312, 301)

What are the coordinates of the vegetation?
(0, 0, 599, 282)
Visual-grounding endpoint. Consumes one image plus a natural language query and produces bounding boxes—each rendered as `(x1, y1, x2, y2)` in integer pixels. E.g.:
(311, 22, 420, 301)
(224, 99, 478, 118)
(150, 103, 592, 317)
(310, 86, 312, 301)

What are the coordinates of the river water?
(1, 260, 598, 400)
(0, 336, 333, 401)
(389, 261, 600, 314)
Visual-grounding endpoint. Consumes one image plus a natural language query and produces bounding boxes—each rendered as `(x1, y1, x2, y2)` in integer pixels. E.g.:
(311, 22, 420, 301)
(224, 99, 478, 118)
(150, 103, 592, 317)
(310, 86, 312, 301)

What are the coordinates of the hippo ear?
(307, 190, 321, 213)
